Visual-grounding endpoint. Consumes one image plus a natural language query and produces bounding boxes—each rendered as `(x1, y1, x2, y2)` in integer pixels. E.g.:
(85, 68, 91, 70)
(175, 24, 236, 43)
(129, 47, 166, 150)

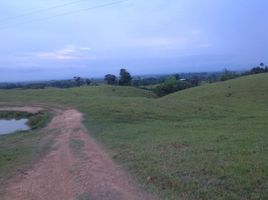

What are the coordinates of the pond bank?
(0, 110, 51, 131)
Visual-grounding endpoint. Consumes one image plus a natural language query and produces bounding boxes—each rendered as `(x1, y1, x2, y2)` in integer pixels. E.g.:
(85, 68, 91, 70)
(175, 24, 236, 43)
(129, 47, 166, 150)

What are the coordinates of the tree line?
(1, 63, 267, 96)
(219, 62, 268, 82)
(104, 69, 218, 96)
(104, 68, 132, 86)
(0, 77, 93, 89)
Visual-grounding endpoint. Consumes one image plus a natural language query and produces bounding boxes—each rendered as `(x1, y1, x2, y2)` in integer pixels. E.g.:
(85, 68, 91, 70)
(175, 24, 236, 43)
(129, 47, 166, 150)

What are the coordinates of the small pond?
(0, 119, 30, 135)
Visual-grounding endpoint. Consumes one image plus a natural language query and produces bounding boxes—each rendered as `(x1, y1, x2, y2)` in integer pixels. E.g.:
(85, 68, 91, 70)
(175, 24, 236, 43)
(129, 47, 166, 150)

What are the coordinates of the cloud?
(0, 45, 101, 72)
(33, 45, 92, 60)
(129, 30, 211, 51)
(80, 47, 92, 51)
(131, 37, 188, 49)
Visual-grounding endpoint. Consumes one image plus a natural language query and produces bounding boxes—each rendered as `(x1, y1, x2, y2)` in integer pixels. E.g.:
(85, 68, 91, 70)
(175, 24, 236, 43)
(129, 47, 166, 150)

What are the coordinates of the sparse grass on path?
(0, 74, 267, 199)
(69, 138, 85, 158)
(70, 138, 85, 152)
(76, 193, 94, 200)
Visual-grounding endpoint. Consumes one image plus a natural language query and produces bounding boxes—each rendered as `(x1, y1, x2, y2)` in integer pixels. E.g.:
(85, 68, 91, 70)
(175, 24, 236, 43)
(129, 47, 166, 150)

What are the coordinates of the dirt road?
(3, 106, 154, 200)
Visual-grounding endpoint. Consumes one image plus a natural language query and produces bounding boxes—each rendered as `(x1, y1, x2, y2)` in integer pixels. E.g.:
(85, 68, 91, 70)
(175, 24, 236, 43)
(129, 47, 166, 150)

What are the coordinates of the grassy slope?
(0, 74, 267, 199)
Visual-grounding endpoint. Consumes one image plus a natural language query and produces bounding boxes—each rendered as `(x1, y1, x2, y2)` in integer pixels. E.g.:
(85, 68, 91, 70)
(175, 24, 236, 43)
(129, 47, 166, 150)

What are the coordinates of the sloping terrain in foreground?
(0, 74, 267, 199)
(2, 106, 155, 200)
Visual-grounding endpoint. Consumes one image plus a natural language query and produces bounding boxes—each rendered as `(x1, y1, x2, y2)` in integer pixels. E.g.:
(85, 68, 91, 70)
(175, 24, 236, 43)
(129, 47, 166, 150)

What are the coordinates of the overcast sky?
(0, 0, 267, 82)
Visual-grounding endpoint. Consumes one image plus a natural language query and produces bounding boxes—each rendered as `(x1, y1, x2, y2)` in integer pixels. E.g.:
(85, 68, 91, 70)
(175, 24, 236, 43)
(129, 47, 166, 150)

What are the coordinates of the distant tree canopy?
(104, 74, 117, 85)
(2, 63, 266, 93)
(220, 69, 238, 81)
(219, 63, 268, 82)
(0, 77, 95, 90)
(73, 77, 92, 86)
(73, 76, 84, 87)
(248, 63, 268, 74)
(189, 75, 201, 86)
(85, 78, 91, 85)
(207, 74, 219, 83)
(119, 68, 132, 86)
(132, 77, 164, 86)
(159, 76, 178, 93)
(241, 63, 268, 76)
(103, 69, 132, 86)
(174, 74, 181, 80)
(153, 76, 194, 96)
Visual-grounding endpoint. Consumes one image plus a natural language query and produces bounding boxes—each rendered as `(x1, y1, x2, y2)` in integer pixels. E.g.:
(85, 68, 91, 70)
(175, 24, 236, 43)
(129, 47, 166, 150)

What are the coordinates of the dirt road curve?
(3, 106, 155, 200)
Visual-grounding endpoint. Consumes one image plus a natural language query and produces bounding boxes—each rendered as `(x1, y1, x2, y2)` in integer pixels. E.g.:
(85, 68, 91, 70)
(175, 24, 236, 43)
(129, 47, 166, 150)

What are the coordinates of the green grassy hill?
(0, 74, 267, 199)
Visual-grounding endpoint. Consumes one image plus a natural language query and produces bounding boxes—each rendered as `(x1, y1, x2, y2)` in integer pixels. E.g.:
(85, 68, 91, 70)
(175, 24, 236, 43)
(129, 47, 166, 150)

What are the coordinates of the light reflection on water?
(0, 119, 30, 135)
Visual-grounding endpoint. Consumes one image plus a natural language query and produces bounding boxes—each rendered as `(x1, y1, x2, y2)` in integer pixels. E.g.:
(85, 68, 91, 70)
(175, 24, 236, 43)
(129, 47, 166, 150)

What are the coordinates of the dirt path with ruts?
(2, 106, 155, 200)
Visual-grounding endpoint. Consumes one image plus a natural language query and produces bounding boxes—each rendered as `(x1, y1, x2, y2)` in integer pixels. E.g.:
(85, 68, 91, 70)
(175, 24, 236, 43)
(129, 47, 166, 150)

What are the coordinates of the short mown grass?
(0, 74, 267, 199)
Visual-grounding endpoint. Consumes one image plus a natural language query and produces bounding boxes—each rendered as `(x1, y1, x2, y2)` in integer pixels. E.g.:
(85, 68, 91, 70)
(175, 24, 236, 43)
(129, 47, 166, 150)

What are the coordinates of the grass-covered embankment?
(0, 111, 51, 129)
(0, 74, 267, 199)
(0, 110, 53, 194)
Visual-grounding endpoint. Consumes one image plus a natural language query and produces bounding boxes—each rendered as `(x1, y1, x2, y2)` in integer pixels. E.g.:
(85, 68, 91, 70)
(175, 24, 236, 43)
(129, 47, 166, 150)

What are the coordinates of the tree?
(244, 63, 268, 75)
(174, 74, 181, 80)
(250, 67, 265, 74)
(73, 76, 84, 86)
(220, 69, 238, 81)
(249, 63, 267, 74)
(207, 74, 218, 83)
(119, 69, 132, 86)
(189, 76, 201, 86)
(153, 76, 193, 96)
(162, 77, 177, 93)
(104, 74, 117, 85)
(85, 79, 91, 85)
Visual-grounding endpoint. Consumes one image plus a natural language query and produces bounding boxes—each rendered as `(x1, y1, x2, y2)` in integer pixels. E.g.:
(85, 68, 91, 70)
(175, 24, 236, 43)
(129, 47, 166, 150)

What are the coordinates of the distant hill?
(162, 73, 268, 109)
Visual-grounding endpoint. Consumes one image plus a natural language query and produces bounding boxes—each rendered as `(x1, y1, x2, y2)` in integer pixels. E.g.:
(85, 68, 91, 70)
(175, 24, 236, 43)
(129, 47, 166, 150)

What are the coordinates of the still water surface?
(0, 119, 30, 135)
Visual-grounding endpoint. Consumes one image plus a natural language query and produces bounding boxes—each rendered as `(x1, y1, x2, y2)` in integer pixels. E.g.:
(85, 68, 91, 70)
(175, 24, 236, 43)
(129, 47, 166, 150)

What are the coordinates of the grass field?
(0, 73, 267, 199)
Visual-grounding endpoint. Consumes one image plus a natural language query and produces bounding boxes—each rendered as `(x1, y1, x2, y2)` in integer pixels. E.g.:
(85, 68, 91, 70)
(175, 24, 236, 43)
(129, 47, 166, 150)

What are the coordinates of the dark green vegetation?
(246, 62, 268, 75)
(153, 76, 194, 97)
(118, 68, 132, 86)
(0, 74, 267, 199)
(104, 68, 133, 86)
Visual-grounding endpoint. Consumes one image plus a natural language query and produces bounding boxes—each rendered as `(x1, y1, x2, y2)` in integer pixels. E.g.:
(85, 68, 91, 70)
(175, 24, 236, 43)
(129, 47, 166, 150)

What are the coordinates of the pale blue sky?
(0, 0, 267, 82)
